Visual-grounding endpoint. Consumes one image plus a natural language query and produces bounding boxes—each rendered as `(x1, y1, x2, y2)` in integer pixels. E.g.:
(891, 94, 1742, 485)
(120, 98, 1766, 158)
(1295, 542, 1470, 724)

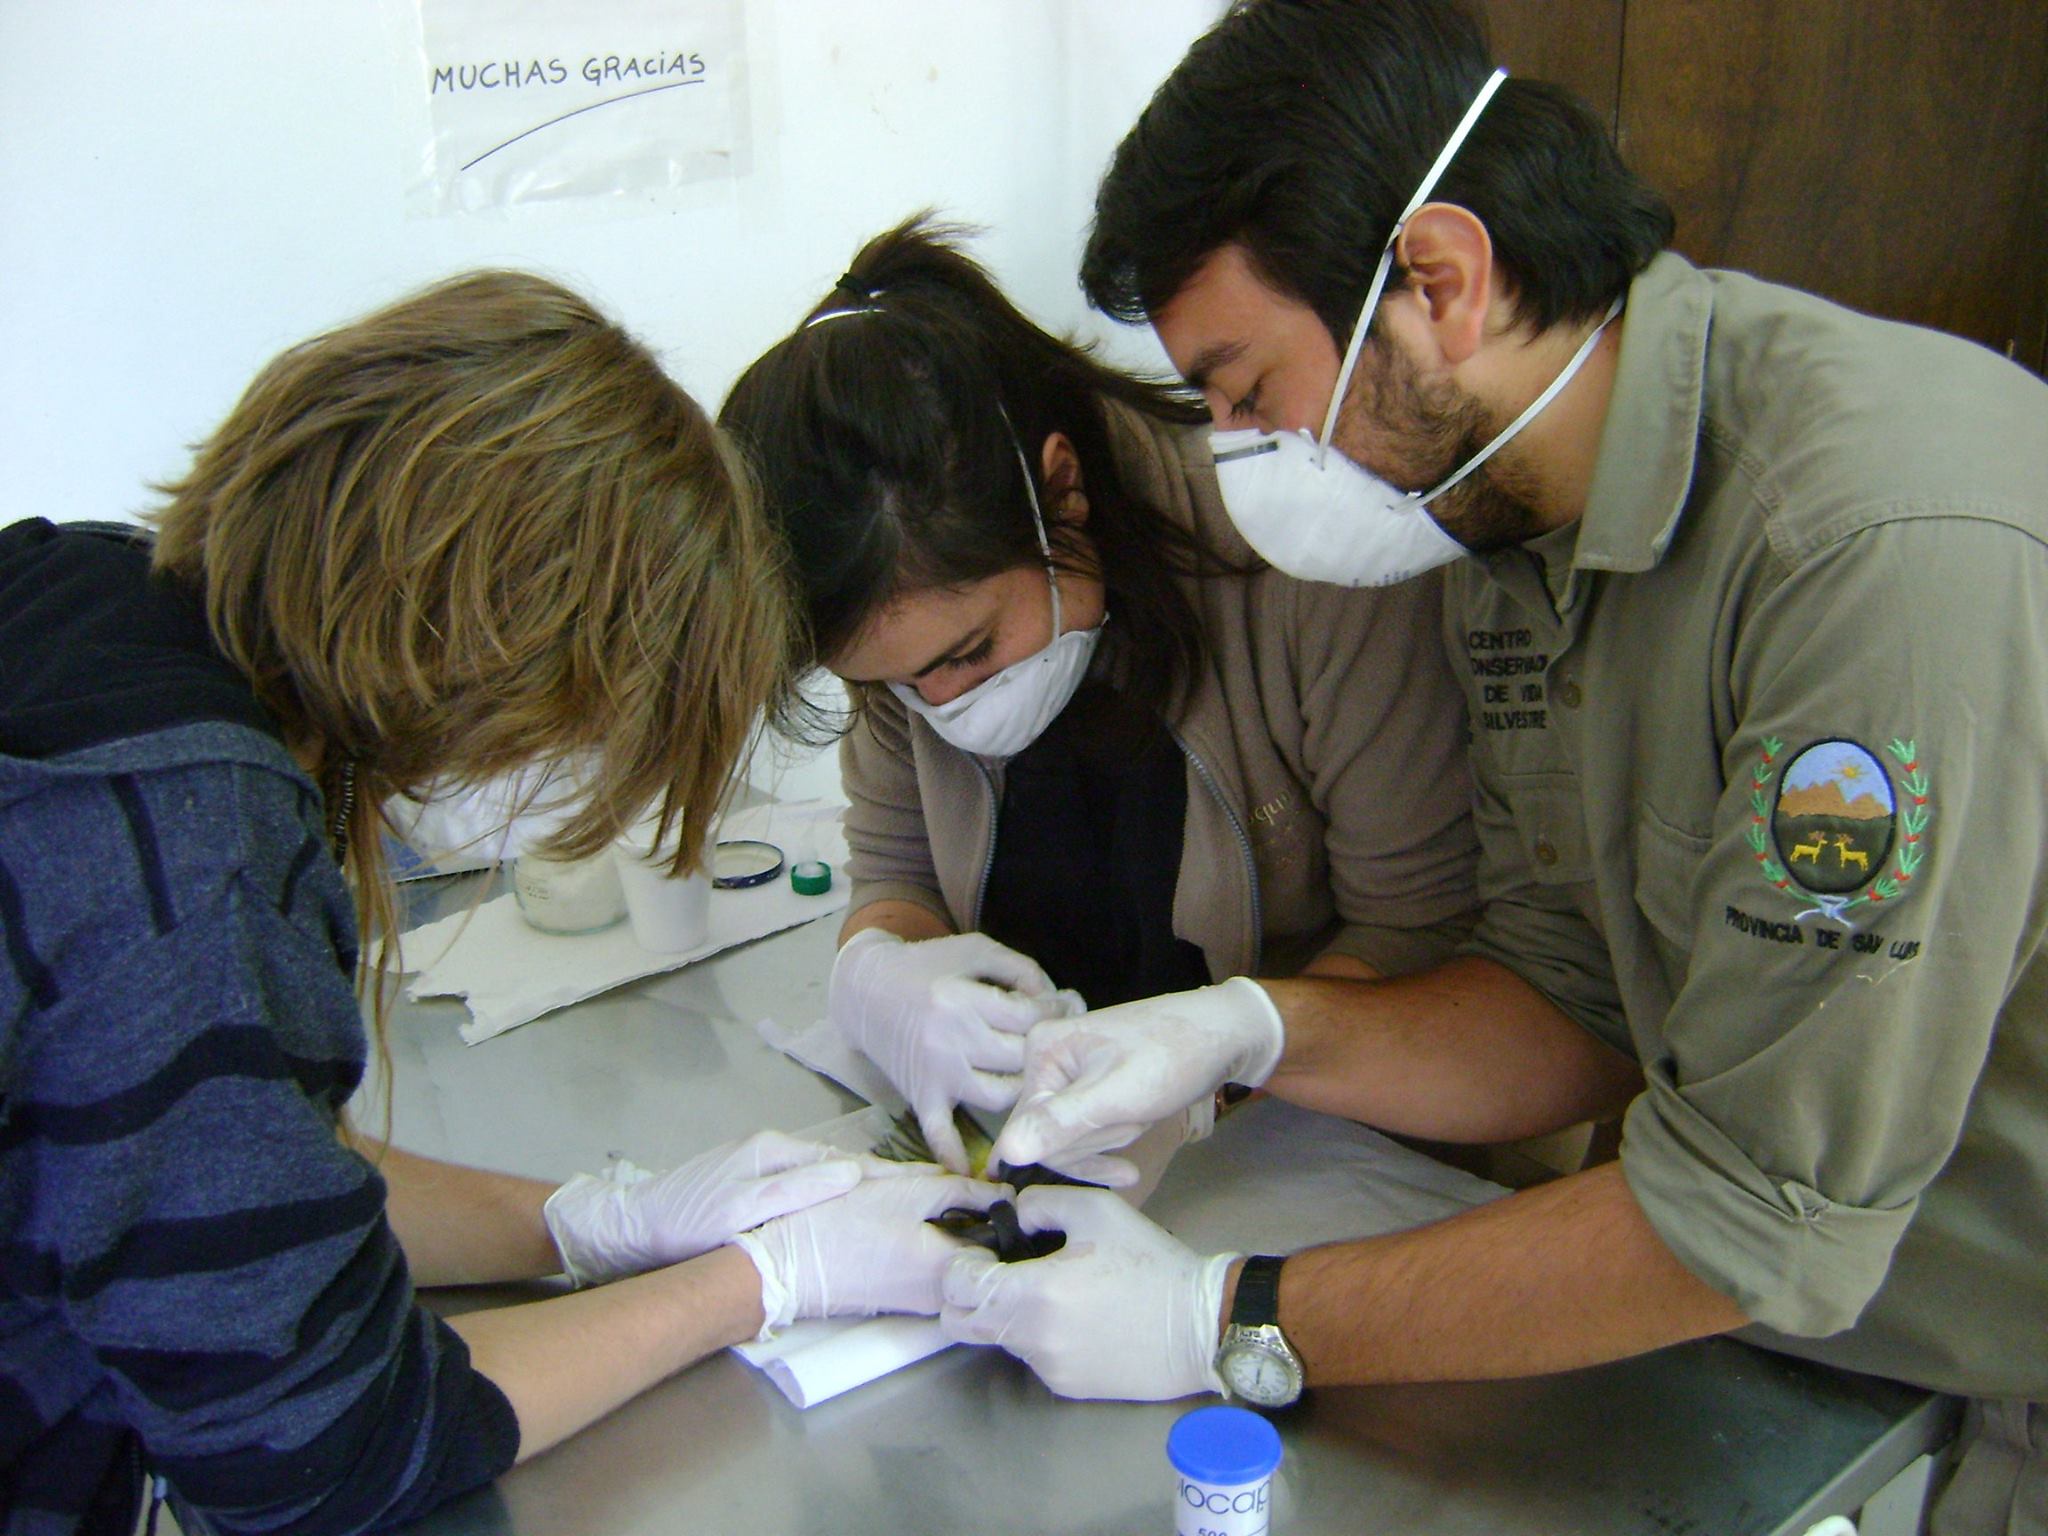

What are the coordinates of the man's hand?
(939, 1186, 1235, 1400)
(543, 1130, 866, 1287)
(988, 978, 1283, 1183)
(830, 928, 1082, 1172)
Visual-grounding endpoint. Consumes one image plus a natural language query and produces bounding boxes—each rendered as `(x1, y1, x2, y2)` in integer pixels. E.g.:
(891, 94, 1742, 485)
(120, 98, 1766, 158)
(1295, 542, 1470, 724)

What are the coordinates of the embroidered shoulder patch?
(1745, 736, 1929, 929)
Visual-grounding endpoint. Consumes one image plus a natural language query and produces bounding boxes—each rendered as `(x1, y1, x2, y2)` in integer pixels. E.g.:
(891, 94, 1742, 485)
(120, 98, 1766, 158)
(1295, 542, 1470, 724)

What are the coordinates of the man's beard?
(1336, 332, 1546, 555)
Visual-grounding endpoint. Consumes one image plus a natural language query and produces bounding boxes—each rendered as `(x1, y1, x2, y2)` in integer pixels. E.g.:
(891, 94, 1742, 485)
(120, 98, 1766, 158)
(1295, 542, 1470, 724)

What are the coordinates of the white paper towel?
(731, 1315, 953, 1409)
(400, 802, 850, 1043)
(753, 1014, 901, 1109)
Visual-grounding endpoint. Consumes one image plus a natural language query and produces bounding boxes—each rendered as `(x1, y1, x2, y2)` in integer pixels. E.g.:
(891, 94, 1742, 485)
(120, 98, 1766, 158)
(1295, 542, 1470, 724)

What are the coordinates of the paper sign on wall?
(404, 0, 748, 217)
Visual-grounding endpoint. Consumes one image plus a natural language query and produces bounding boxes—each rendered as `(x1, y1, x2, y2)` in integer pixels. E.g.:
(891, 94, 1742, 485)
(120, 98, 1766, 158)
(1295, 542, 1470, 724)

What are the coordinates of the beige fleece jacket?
(840, 400, 1479, 983)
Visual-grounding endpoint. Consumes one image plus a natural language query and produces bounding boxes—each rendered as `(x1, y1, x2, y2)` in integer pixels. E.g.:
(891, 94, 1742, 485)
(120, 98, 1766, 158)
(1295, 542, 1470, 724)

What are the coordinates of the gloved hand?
(987, 977, 1283, 1184)
(830, 927, 1084, 1173)
(1112, 1100, 1217, 1207)
(544, 1130, 868, 1287)
(938, 1186, 1236, 1401)
(733, 1171, 1003, 1333)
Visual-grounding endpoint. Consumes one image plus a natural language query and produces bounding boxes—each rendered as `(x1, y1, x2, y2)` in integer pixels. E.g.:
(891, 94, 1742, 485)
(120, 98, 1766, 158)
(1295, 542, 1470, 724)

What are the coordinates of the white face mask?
(890, 437, 1104, 758)
(1211, 68, 1620, 589)
(394, 758, 591, 863)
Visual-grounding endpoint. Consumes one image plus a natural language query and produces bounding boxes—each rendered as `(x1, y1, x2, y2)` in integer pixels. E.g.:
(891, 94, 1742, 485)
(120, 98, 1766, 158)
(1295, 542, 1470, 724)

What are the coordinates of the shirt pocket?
(1500, 771, 1595, 887)
(1633, 807, 1711, 951)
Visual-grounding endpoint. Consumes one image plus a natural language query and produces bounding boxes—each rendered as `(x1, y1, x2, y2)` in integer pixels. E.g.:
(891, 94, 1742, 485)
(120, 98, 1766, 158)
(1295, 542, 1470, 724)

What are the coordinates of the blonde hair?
(150, 270, 793, 1028)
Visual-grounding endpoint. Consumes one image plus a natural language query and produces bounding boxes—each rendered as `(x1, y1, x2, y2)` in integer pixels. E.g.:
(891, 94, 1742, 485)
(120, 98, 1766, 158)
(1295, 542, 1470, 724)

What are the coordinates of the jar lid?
(711, 838, 785, 889)
(1166, 1405, 1282, 1484)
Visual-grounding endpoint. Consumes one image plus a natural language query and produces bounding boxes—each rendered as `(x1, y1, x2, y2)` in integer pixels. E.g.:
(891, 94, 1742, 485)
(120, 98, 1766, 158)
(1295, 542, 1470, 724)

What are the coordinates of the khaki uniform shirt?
(845, 401, 1479, 985)
(1449, 251, 2048, 1396)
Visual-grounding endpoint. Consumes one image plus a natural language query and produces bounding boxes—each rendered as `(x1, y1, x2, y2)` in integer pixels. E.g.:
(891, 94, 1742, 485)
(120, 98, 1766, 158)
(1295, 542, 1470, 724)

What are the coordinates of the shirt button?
(1556, 679, 1583, 709)
(1534, 837, 1559, 867)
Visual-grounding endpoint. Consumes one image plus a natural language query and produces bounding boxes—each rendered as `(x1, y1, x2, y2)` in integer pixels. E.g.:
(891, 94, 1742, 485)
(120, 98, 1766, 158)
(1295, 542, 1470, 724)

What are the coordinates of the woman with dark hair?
(720, 218, 1479, 1176)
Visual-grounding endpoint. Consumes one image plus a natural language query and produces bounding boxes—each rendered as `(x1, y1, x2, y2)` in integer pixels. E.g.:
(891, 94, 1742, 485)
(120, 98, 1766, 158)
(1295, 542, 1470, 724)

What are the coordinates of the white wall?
(0, 0, 1218, 799)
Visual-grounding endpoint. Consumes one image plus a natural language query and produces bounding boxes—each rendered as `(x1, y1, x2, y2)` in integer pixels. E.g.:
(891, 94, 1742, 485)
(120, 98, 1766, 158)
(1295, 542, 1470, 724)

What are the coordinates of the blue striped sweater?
(0, 522, 516, 1533)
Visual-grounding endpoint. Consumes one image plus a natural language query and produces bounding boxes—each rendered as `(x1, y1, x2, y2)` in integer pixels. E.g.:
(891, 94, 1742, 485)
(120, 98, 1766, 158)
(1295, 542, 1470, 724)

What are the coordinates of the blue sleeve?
(4, 798, 517, 1531)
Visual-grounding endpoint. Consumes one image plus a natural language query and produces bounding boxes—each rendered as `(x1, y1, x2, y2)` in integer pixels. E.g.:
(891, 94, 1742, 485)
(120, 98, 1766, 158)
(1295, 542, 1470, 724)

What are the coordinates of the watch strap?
(1230, 1254, 1286, 1329)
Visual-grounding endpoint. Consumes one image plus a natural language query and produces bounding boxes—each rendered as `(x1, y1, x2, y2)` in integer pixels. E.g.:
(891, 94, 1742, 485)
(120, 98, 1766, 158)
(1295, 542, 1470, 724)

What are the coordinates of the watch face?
(1221, 1336, 1302, 1406)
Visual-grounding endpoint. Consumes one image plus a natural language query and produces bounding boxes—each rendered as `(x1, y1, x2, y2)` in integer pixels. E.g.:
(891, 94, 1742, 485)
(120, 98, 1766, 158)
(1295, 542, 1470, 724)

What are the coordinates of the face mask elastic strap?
(1416, 292, 1625, 507)
(1319, 246, 1398, 459)
(995, 403, 1073, 643)
(1007, 439, 1054, 564)
(995, 405, 1064, 646)
(1317, 67, 1511, 456)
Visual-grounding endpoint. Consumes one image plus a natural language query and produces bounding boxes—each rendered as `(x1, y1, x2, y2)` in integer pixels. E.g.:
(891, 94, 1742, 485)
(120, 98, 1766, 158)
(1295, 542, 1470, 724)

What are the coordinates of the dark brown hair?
(1083, 0, 1673, 345)
(719, 215, 1234, 735)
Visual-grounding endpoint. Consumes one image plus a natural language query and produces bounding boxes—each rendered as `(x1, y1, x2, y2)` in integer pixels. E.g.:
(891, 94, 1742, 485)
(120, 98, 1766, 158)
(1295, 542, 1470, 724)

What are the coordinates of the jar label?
(1174, 1473, 1272, 1536)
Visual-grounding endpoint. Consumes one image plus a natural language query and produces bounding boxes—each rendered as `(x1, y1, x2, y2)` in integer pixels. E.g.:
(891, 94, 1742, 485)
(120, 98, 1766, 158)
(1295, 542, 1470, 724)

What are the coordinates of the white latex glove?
(544, 1130, 869, 1287)
(988, 977, 1283, 1185)
(938, 1186, 1236, 1401)
(1112, 1101, 1217, 1208)
(829, 927, 1084, 1173)
(733, 1171, 1002, 1333)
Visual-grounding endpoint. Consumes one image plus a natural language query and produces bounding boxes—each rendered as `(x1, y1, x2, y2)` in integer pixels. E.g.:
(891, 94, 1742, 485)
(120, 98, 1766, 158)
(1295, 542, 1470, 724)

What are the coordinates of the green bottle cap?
(790, 859, 832, 896)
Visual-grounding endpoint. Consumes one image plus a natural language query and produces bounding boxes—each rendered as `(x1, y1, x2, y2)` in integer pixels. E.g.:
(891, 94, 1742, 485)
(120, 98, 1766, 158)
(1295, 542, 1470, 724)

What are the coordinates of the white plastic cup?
(1168, 1405, 1281, 1536)
(612, 828, 712, 953)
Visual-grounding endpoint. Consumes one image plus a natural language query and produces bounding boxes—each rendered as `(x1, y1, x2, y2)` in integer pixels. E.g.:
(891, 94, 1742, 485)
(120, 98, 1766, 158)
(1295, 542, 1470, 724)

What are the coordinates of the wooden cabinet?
(1481, 0, 2048, 374)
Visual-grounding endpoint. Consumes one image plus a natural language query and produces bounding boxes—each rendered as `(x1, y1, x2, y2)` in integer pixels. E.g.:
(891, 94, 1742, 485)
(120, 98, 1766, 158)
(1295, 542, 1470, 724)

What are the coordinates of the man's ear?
(1392, 203, 1495, 366)
(1039, 432, 1089, 524)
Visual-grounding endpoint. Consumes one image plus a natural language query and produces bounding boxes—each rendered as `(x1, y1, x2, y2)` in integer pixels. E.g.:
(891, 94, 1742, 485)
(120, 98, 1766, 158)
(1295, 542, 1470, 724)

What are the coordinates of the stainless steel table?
(371, 900, 1956, 1536)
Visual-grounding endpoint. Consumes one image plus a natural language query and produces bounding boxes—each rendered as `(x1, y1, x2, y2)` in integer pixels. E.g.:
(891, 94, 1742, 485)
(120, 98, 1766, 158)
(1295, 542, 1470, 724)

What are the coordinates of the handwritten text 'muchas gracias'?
(432, 52, 707, 94)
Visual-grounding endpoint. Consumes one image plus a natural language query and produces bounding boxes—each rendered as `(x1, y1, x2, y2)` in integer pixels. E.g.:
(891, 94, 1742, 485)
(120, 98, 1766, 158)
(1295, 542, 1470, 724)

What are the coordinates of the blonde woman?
(0, 274, 985, 1533)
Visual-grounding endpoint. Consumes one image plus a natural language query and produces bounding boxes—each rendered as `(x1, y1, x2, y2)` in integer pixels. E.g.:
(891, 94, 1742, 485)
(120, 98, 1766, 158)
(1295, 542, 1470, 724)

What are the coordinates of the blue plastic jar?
(1168, 1405, 1283, 1535)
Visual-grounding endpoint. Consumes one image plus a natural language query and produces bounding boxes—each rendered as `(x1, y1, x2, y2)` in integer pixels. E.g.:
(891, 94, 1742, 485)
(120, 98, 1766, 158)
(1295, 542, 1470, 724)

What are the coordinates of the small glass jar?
(511, 848, 626, 935)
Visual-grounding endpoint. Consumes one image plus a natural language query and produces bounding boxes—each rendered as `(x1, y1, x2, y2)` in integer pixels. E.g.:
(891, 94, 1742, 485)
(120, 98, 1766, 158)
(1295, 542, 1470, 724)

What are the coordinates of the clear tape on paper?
(401, 0, 751, 218)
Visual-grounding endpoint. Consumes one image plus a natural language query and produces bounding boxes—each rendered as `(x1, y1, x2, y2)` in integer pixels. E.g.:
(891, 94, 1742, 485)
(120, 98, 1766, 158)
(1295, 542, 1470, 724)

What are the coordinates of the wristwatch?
(1214, 1254, 1305, 1408)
